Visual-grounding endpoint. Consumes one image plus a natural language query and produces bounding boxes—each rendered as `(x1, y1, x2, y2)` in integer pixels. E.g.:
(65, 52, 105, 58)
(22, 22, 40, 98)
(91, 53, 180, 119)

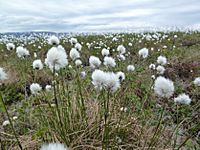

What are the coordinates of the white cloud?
(0, 0, 199, 32)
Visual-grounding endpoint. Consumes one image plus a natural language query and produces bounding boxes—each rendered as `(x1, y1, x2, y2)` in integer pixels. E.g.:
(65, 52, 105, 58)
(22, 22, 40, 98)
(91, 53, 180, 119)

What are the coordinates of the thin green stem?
(76, 68, 87, 121)
(147, 104, 165, 150)
(0, 92, 23, 150)
(103, 90, 110, 149)
(52, 66, 63, 127)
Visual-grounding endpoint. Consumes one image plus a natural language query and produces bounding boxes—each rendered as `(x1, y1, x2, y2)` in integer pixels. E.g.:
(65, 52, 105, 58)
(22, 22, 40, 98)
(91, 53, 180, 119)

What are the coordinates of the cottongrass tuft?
(156, 65, 165, 75)
(116, 71, 125, 81)
(69, 37, 78, 45)
(174, 35, 178, 38)
(13, 116, 18, 120)
(138, 48, 149, 58)
(33, 59, 43, 70)
(91, 70, 105, 91)
(149, 64, 156, 70)
(30, 83, 42, 95)
(117, 45, 126, 54)
(74, 43, 82, 51)
(48, 35, 60, 45)
(89, 56, 101, 69)
(92, 70, 120, 92)
(40, 143, 68, 150)
(34, 52, 37, 58)
(117, 54, 126, 61)
(193, 77, 200, 86)
(128, 43, 132, 46)
(103, 56, 116, 67)
(101, 48, 110, 56)
(154, 76, 174, 98)
(2, 120, 10, 126)
(45, 47, 68, 71)
(6, 43, 15, 51)
(157, 56, 167, 65)
(120, 107, 127, 112)
(69, 48, 80, 61)
(104, 72, 120, 92)
(80, 71, 86, 79)
(151, 75, 156, 80)
(57, 45, 66, 52)
(0, 67, 7, 80)
(16, 46, 30, 58)
(174, 93, 191, 105)
(75, 59, 82, 66)
(45, 85, 52, 92)
(127, 65, 135, 72)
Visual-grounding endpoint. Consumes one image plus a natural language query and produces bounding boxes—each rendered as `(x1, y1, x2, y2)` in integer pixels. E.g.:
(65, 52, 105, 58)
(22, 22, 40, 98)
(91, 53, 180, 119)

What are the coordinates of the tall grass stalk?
(75, 67, 87, 122)
(102, 90, 111, 149)
(147, 104, 166, 150)
(52, 66, 63, 127)
(0, 92, 23, 150)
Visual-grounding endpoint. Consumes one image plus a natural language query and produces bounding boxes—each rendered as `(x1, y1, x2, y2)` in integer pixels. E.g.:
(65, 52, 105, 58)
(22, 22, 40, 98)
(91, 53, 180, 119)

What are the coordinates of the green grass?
(0, 32, 200, 149)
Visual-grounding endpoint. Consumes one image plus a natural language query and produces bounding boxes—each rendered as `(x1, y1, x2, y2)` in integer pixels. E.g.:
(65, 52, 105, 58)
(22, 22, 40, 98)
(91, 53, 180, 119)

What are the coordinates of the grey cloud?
(0, 0, 200, 32)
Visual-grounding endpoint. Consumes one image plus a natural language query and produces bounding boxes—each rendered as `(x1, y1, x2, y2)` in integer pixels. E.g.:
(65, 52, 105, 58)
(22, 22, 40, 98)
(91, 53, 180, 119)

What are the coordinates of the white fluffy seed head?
(92, 70, 120, 92)
(149, 64, 156, 70)
(174, 93, 191, 105)
(0, 67, 7, 80)
(45, 47, 68, 71)
(104, 72, 120, 92)
(112, 37, 118, 41)
(138, 48, 149, 58)
(151, 75, 156, 79)
(68, 65, 72, 69)
(48, 35, 60, 45)
(75, 59, 82, 66)
(117, 54, 126, 61)
(16, 46, 30, 58)
(33, 59, 43, 70)
(13, 116, 18, 120)
(92, 69, 106, 91)
(174, 35, 178, 38)
(69, 38, 78, 45)
(40, 143, 68, 150)
(103, 56, 116, 67)
(154, 76, 174, 98)
(157, 56, 167, 65)
(45, 85, 52, 92)
(75, 43, 82, 51)
(2, 120, 10, 126)
(127, 65, 135, 72)
(116, 71, 125, 81)
(128, 43, 132, 46)
(30, 83, 42, 95)
(101, 48, 110, 56)
(89, 56, 101, 69)
(80, 71, 86, 79)
(117, 45, 126, 54)
(6, 43, 15, 51)
(34, 52, 37, 58)
(57, 45, 66, 52)
(156, 65, 165, 75)
(69, 48, 80, 61)
(194, 77, 200, 86)
(120, 107, 127, 112)
(163, 45, 167, 49)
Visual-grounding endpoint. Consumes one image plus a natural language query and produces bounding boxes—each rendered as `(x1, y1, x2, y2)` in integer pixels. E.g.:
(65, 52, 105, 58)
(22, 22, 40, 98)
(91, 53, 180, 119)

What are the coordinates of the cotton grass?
(30, 83, 42, 95)
(0, 67, 7, 80)
(154, 76, 174, 98)
(45, 47, 68, 71)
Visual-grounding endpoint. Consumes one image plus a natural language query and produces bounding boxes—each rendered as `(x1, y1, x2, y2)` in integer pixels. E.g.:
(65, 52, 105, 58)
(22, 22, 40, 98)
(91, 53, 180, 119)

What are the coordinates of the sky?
(0, 0, 200, 32)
